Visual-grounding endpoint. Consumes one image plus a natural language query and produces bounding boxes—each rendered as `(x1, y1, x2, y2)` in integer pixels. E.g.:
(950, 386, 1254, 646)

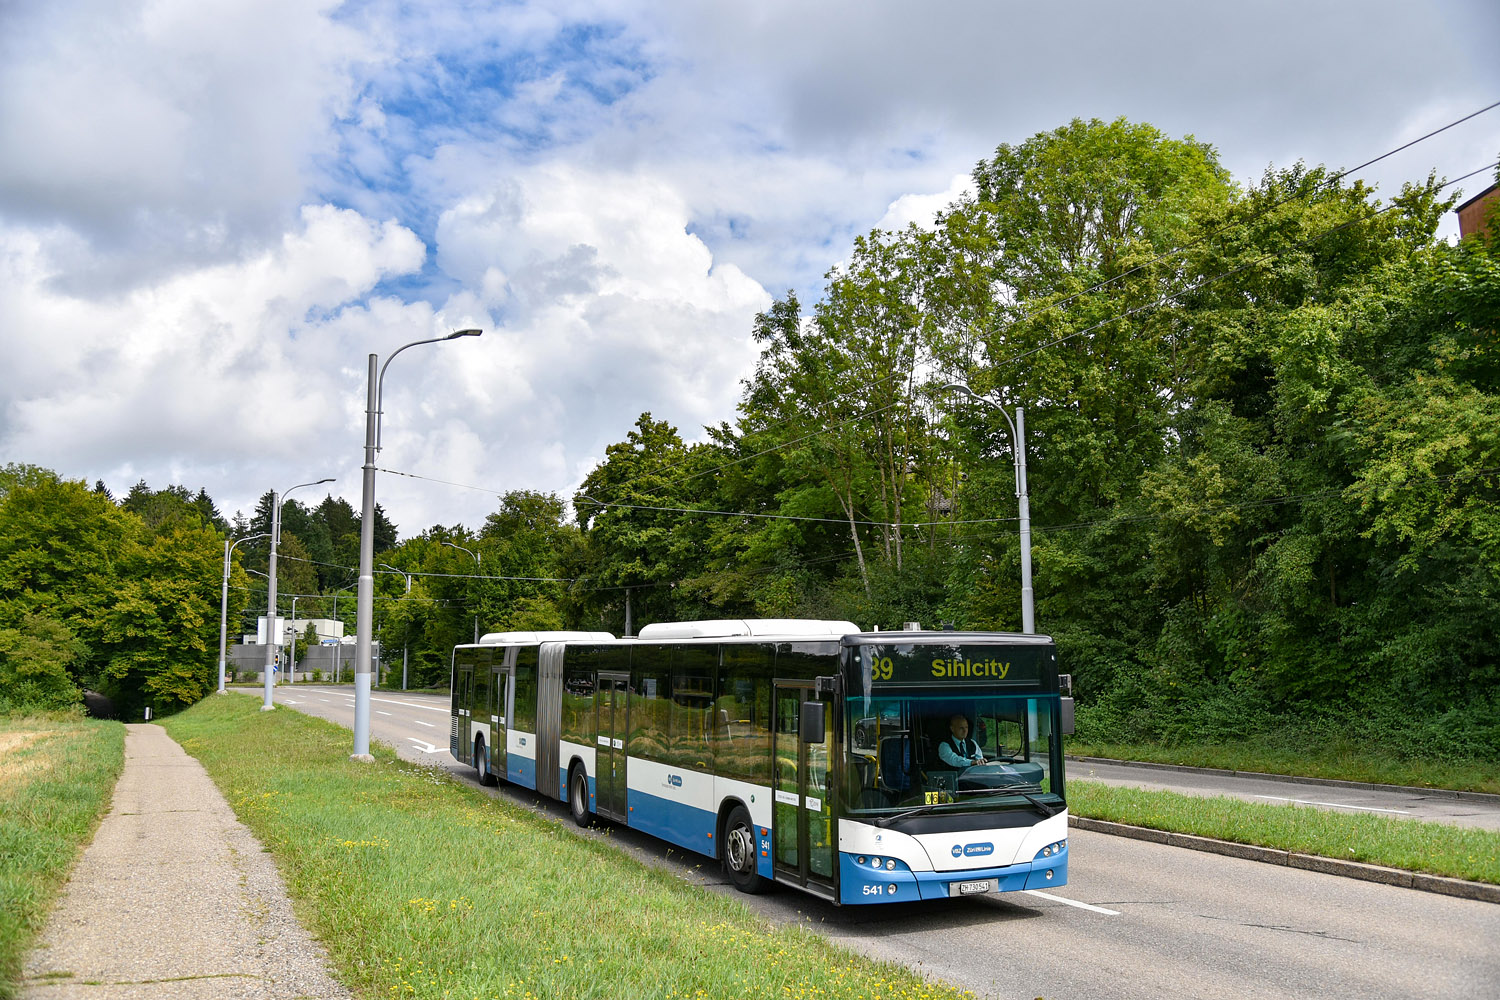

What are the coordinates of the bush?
(0, 611, 85, 715)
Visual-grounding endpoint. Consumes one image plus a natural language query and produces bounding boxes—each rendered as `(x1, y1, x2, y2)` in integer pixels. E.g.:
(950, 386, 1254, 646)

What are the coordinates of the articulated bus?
(450, 619, 1072, 905)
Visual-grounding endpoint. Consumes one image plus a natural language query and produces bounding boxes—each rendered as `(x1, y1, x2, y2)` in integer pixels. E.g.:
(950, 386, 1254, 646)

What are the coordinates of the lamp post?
(353, 328, 483, 760)
(380, 563, 413, 690)
(442, 541, 482, 643)
(219, 533, 269, 694)
(942, 383, 1035, 634)
(262, 478, 335, 710)
(288, 595, 301, 684)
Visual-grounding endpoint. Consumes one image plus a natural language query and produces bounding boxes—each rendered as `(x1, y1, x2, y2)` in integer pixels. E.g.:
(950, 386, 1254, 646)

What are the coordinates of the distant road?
(1068, 757, 1500, 831)
(272, 685, 1500, 1000)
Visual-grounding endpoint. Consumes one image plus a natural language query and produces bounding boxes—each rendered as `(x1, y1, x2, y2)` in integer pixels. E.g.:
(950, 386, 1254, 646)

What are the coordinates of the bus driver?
(938, 714, 987, 770)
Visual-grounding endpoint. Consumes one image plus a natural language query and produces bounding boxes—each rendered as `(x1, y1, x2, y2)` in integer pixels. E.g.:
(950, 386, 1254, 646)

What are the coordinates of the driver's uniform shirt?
(938, 736, 982, 768)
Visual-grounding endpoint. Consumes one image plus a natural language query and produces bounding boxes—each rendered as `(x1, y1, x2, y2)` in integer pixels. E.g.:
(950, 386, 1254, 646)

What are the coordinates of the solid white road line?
(1024, 890, 1121, 915)
(1254, 795, 1410, 815)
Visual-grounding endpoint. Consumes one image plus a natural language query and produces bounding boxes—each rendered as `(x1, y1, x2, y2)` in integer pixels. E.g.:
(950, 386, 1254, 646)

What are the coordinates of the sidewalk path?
(21, 724, 351, 1000)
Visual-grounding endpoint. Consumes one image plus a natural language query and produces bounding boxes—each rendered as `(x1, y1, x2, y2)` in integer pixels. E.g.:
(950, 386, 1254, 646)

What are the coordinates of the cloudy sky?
(2, 0, 1497, 538)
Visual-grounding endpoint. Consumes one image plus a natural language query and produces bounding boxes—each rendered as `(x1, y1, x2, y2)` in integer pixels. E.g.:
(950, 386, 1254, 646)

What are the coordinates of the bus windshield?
(843, 642, 1064, 818)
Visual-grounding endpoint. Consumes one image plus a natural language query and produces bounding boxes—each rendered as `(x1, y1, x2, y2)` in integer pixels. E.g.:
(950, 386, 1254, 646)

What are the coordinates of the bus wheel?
(475, 736, 496, 786)
(723, 805, 767, 894)
(569, 765, 592, 828)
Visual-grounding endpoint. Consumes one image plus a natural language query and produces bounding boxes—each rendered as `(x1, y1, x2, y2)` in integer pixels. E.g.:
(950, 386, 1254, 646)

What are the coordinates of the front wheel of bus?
(475, 736, 496, 786)
(569, 765, 592, 827)
(723, 805, 767, 894)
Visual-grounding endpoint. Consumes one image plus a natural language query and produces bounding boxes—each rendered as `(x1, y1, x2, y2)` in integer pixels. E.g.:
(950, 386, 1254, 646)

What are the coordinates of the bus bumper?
(838, 845, 1068, 904)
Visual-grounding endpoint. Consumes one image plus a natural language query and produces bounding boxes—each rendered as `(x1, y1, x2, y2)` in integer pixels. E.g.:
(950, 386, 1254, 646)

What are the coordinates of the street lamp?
(442, 541, 482, 643)
(379, 563, 413, 690)
(219, 533, 269, 694)
(942, 382, 1035, 634)
(353, 328, 483, 760)
(262, 477, 336, 710)
(288, 595, 301, 684)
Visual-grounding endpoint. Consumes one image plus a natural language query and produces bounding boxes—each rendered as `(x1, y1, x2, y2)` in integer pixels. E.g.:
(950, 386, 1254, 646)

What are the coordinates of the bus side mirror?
(1059, 697, 1075, 736)
(801, 701, 826, 743)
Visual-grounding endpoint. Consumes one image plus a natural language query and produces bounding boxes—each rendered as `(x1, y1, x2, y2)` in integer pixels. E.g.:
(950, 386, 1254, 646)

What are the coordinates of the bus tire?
(723, 804, 767, 894)
(475, 736, 496, 786)
(569, 764, 592, 827)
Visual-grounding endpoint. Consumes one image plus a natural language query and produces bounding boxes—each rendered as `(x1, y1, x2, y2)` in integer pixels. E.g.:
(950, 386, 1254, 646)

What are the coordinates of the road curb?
(1066, 755, 1500, 804)
(1068, 815, 1500, 904)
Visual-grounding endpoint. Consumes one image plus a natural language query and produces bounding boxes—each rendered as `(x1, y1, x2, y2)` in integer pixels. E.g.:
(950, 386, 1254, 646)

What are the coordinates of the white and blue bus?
(450, 619, 1072, 905)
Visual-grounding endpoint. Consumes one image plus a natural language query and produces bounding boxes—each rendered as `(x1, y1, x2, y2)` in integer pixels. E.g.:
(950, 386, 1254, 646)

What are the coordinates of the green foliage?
(0, 476, 226, 717)
(0, 612, 85, 715)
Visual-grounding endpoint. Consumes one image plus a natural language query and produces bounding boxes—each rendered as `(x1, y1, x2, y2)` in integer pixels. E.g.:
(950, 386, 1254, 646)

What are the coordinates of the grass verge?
(1067, 738, 1500, 795)
(1068, 780, 1500, 884)
(0, 716, 125, 1000)
(163, 694, 972, 1000)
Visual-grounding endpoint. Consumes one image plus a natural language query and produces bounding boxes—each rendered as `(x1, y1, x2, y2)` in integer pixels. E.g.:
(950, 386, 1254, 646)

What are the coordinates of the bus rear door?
(595, 671, 629, 822)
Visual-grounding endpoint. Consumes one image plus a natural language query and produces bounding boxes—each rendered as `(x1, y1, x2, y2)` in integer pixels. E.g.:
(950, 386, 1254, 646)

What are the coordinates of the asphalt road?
(1070, 758, 1500, 831)
(271, 685, 1500, 1000)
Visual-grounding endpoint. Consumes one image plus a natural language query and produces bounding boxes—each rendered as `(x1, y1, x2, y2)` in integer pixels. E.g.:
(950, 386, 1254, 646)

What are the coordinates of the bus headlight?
(885, 859, 896, 871)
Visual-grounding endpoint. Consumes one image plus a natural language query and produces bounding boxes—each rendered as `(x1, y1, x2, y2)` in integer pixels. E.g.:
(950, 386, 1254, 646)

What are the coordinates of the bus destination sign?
(858, 644, 1049, 686)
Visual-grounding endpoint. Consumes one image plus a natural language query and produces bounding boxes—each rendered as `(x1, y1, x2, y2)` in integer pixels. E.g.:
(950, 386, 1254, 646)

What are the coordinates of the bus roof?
(633, 619, 859, 640)
(466, 630, 617, 646)
(842, 630, 1055, 645)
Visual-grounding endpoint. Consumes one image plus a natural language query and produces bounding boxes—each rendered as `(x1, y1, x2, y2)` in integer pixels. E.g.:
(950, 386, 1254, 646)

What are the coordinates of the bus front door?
(773, 683, 834, 894)
(595, 672, 628, 822)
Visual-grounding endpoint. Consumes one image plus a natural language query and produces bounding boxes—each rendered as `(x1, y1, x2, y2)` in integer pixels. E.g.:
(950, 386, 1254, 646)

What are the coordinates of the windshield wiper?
(873, 802, 943, 827)
(872, 786, 1062, 826)
(970, 781, 1063, 817)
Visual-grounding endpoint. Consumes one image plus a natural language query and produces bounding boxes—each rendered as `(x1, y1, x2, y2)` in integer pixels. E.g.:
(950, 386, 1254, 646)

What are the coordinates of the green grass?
(1067, 737, 1500, 795)
(1068, 780, 1500, 884)
(0, 716, 125, 1000)
(164, 694, 972, 1000)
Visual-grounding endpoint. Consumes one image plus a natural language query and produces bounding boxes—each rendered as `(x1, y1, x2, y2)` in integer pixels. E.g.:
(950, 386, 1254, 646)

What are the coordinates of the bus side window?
(718, 644, 772, 785)
(671, 645, 716, 769)
(562, 658, 596, 748)
(514, 647, 538, 733)
(631, 650, 668, 761)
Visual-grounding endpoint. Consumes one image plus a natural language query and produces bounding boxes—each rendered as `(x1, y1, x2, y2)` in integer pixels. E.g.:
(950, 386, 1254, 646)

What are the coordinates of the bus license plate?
(952, 879, 996, 897)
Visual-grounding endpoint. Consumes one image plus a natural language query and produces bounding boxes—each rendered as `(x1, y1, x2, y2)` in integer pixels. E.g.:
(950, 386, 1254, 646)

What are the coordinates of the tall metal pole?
(262, 478, 334, 711)
(380, 563, 412, 690)
(443, 541, 481, 643)
(1015, 407, 1034, 635)
(261, 498, 281, 710)
(353, 329, 482, 761)
(943, 383, 1036, 634)
(288, 596, 300, 684)
(354, 352, 379, 758)
(219, 533, 268, 694)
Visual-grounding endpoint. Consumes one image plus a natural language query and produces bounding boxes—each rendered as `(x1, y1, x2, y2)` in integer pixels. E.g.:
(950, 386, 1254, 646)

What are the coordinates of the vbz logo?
(667, 774, 683, 787)
(956, 842, 994, 857)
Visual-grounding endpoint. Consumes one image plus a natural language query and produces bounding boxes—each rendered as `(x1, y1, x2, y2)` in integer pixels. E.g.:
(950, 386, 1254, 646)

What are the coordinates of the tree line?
(3, 118, 1495, 760)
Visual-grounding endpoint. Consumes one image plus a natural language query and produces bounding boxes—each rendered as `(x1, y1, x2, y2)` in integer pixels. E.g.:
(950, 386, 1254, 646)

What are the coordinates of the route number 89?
(871, 656, 894, 681)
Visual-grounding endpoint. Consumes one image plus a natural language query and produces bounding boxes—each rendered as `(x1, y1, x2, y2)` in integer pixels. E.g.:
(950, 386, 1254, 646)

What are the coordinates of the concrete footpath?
(21, 724, 351, 1000)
